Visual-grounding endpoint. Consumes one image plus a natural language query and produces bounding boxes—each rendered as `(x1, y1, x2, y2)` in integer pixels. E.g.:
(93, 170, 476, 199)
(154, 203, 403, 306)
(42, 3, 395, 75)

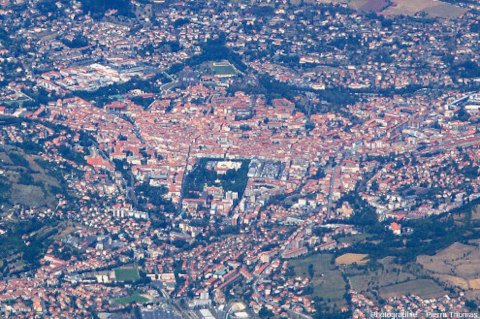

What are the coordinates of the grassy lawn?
(1, 99, 30, 107)
(115, 267, 140, 282)
(337, 233, 370, 245)
(114, 293, 149, 305)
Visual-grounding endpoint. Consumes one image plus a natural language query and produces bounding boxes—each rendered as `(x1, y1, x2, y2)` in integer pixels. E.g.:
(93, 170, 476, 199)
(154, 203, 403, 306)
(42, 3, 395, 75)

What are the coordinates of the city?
(1, 0, 480, 318)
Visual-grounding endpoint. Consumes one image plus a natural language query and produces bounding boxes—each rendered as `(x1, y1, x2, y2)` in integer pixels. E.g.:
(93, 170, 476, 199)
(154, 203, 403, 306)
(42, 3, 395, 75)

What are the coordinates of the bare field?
(435, 242, 472, 260)
(335, 253, 369, 265)
(55, 226, 77, 240)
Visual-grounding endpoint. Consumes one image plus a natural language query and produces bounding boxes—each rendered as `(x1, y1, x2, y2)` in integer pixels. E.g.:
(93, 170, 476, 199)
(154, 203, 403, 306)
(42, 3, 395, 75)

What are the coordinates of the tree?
(259, 307, 275, 318)
(308, 263, 315, 278)
(79, 0, 133, 18)
(454, 105, 470, 122)
(62, 35, 89, 48)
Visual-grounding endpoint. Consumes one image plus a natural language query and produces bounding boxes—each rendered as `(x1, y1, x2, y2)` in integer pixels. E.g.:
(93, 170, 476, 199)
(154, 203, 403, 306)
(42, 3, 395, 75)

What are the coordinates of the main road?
(326, 146, 344, 220)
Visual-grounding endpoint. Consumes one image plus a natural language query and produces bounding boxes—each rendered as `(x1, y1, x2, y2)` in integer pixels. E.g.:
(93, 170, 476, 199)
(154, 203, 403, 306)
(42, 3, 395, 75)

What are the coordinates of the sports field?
(115, 267, 140, 282)
(114, 293, 149, 305)
(211, 62, 237, 77)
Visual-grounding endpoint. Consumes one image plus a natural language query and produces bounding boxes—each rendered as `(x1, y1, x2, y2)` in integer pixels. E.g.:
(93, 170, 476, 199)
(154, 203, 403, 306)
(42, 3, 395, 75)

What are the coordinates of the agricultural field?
(115, 267, 140, 282)
(470, 206, 480, 221)
(288, 250, 442, 308)
(285, 202, 480, 308)
(313, 0, 467, 17)
(417, 241, 480, 296)
(382, 0, 467, 18)
(379, 279, 446, 299)
(288, 252, 442, 308)
(289, 253, 348, 311)
(349, 0, 389, 12)
(335, 253, 369, 266)
(344, 257, 419, 297)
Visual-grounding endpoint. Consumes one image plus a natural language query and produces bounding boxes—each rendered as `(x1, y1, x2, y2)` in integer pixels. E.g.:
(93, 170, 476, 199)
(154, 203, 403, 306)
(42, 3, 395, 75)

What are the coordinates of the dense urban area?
(2, 0, 480, 318)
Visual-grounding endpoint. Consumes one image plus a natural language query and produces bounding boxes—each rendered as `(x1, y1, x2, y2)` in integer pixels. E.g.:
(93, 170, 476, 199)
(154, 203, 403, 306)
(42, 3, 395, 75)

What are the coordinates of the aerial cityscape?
(2, 0, 480, 318)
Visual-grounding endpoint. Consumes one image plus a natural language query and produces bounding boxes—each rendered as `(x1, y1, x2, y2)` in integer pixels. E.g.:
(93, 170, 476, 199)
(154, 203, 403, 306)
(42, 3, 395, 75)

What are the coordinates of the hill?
(0, 118, 90, 276)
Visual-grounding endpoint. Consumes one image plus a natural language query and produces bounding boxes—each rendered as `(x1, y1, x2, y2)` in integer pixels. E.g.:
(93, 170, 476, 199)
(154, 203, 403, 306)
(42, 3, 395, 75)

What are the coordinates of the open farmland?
(379, 279, 446, 299)
(349, 0, 389, 12)
(382, 0, 467, 18)
(289, 253, 348, 311)
(418, 241, 480, 294)
(315, 0, 467, 17)
(346, 257, 416, 293)
(335, 253, 369, 265)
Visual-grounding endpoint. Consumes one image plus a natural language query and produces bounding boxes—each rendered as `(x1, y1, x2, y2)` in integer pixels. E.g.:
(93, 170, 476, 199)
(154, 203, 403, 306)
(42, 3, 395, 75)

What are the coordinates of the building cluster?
(1, 0, 480, 317)
(351, 291, 471, 319)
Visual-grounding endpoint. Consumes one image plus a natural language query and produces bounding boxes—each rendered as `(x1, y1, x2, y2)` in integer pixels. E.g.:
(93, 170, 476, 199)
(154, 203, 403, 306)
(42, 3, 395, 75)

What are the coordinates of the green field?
(114, 293, 149, 305)
(1, 99, 30, 107)
(379, 279, 446, 299)
(346, 257, 416, 293)
(287, 251, 442, 309)
(289, 253, 347, 311)
(337, 233, 370, 245)
(211, 63, 237, 76)
(115, 267, 140, 282)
